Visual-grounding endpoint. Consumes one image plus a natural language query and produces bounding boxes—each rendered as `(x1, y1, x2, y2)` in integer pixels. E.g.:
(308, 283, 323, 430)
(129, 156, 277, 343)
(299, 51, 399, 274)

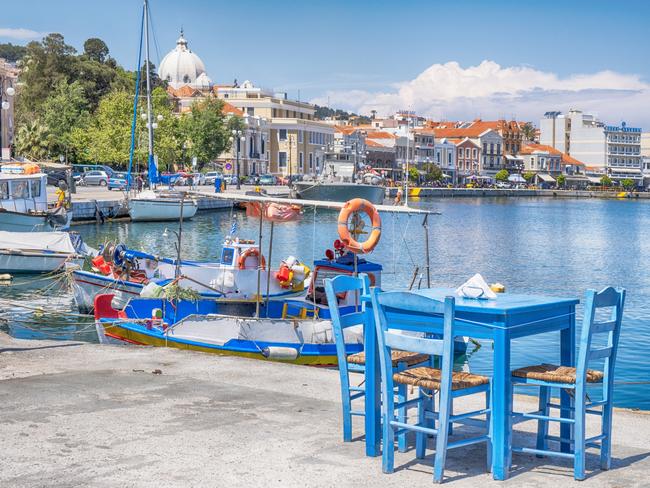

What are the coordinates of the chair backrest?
(324, 273, 371, 365)
(577, 286, 626, 393)
(370, 288, 456, 394)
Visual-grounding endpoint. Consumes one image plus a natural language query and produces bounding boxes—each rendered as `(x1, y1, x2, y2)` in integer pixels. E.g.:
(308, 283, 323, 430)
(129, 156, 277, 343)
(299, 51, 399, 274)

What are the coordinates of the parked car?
(43, 169, 69, 187)
(108, 172, 128, 191)
(72, 164, 115, 179)
(204, 171, 223, 186)
(81, 170, 110, 186)
(223, 175, 238, 185)
(259, 174, 276, 185)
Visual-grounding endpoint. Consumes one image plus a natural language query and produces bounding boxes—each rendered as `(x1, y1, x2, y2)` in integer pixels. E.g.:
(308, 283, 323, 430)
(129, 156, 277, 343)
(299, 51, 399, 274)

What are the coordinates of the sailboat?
(127, 0, 198, 222)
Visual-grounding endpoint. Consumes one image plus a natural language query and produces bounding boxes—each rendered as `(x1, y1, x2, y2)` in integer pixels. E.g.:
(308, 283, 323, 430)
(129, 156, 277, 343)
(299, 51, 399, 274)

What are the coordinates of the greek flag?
(230, 220, 238, 236)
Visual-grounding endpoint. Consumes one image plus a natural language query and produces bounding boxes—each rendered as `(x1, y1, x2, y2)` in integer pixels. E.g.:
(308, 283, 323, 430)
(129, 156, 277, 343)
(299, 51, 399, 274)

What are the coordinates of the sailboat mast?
(143, 0, 154, 161)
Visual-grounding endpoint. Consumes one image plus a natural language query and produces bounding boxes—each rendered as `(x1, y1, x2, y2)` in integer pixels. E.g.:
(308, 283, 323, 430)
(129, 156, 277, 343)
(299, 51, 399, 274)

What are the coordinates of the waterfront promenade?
(1, 331, 649, 487)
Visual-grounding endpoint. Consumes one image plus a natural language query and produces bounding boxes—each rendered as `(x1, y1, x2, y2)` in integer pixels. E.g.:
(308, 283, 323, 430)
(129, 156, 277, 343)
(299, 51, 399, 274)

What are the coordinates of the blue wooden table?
(363, 288, 579, 480)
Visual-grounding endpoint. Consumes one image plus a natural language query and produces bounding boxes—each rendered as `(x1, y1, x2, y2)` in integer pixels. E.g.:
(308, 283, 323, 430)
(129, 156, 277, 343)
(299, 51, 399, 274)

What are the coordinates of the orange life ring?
(238, 248, 266, 269)
(337, 198, 382, 254)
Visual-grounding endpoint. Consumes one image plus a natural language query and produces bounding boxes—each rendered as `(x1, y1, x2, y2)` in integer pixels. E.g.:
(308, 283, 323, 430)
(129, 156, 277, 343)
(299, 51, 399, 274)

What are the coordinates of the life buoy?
(337, 198, 382, 254)
(238, 248, 266, 270)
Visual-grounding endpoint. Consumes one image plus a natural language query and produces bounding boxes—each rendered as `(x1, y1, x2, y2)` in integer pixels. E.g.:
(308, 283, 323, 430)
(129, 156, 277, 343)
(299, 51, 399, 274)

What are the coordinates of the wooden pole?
(255, 204, 264, 318)
(264, 221, 275, 318)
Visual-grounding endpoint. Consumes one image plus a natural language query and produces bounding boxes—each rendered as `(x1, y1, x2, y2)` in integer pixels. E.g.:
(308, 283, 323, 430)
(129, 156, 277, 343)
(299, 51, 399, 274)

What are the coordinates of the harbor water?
(1, 197, 649, 409)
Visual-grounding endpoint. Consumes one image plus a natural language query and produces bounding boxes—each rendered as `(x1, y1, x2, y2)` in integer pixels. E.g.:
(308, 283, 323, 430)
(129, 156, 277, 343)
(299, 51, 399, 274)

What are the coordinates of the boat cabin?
(310, 254, 382, 308)
(220, 238, 264, 270)
(0, 170, 49, 214)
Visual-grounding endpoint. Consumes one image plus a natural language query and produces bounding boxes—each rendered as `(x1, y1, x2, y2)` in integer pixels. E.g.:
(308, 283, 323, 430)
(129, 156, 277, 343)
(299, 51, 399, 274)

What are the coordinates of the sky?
(2, 0, 650, 126)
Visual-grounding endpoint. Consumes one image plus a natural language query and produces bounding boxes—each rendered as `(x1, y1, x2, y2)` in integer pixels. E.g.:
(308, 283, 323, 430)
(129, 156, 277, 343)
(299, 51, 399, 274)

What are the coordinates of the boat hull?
(294, 182, 385, 204)
(0, 251, 83, 274)
(0, 210, 71, 232)
(128, 198, 198, 221)
(72, 270, 145, 313)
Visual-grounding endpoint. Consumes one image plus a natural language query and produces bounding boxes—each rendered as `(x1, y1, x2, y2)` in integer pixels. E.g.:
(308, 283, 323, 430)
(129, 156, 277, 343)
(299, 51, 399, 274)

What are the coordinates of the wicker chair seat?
(512, 363, 604, 384)
(393, 366, 489, 391)
(347, 350, 429, 367)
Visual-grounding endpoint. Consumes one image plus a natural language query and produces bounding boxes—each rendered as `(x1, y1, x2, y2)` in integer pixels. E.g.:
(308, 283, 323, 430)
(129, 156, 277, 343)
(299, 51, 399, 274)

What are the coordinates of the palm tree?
(15, 120, 51, 160)
(520, 122, 536, 142)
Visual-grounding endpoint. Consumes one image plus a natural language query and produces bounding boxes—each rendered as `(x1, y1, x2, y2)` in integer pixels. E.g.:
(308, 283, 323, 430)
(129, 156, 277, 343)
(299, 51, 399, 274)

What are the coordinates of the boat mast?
(143, 0, 155, 181)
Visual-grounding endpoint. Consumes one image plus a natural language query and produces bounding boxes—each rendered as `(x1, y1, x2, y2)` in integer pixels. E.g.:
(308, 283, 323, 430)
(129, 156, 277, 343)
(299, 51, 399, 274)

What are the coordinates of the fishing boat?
(71, 236, 311, 313)
(0, 166, 72, 232)
(128, 190, 198, 221)
(0, 231, 92, 273)
(293, 148, 385, 204)
(125, 0, 193, 222)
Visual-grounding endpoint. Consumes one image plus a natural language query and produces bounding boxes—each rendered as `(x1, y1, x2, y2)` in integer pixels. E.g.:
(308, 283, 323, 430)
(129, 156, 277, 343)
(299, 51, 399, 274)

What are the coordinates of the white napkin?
(456, 273, 497, 299)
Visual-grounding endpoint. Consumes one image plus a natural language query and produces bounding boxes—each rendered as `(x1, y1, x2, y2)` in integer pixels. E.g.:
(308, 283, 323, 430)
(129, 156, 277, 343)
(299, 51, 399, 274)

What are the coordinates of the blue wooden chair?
(324, 274, 428, 447)
(370, 288, 492, 483)
(511, 286, 626, 480)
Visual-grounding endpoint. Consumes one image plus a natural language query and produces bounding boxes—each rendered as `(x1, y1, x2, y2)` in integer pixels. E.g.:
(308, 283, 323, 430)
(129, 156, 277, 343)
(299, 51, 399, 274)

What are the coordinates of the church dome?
(159, 30, 208, 89)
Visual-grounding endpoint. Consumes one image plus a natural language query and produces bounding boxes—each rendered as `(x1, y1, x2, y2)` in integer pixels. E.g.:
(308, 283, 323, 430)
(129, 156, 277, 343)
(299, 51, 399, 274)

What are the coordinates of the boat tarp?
(0, 231, 77, 254)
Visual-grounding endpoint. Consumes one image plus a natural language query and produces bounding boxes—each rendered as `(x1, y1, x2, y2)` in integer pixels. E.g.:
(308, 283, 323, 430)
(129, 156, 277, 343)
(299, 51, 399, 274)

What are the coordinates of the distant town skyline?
(2, 0, 649, 126)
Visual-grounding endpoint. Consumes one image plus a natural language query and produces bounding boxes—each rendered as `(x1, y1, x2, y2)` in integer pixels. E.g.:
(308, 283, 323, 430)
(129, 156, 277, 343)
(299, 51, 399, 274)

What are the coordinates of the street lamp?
(1, 81, 15, 160)
(231, 129, 246, 190)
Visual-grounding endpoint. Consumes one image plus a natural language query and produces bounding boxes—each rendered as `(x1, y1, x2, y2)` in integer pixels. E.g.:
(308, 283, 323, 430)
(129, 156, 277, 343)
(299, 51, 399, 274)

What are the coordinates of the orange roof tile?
(365, 139, 388, 148)
(366, 131, 396, 139)
(431, 127, 496, 138)
(222, 102, 244, 116)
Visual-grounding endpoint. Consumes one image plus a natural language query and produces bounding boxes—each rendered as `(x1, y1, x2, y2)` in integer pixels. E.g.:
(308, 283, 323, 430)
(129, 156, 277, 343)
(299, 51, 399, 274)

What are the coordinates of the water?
(2, 197, 649, 409)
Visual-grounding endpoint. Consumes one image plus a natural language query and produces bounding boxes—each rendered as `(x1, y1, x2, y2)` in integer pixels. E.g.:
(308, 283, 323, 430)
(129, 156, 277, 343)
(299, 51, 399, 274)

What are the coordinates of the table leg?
(364, 317, 381, 457)
(560, 309, 576, 453)
(491, 328, 511, 480)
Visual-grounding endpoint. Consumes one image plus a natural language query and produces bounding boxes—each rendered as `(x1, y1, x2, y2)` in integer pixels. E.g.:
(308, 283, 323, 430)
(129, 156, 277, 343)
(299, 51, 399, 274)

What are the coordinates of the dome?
(159, 30, 209, 89)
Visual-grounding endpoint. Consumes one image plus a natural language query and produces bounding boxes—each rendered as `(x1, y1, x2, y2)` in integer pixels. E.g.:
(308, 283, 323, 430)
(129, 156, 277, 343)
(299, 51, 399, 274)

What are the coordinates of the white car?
(204, 172, 223, 186)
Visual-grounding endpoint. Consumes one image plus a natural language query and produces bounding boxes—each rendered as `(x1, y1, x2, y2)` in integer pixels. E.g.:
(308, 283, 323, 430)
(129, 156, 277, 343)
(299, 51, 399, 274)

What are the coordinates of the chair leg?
(397, 382, 408, 452)
(600, 399, 614, 470)
(486, 387, 492, 473)
(433, 396, 450, 484)
(339, 373, 353, 442)
(416, 388, 426, 459)
(382, 410, 395, 474)
(536, 385, 550, 456)
(448, 398, 454, 436)
(574, 388, 586, 481)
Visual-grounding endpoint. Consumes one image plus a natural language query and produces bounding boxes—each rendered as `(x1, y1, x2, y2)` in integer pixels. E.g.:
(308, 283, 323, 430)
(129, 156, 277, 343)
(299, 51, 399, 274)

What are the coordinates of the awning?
(508, 174, 525, 183)
(505, 155, 524, 161)
(587, 176, 603, 184)
(537, 173, 555, 183)
(609, 168, 642, 174)
(442, 173, 452, 179)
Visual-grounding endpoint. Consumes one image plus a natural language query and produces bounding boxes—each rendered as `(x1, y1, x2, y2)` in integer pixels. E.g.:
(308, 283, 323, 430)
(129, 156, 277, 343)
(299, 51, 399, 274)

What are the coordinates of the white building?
(159, 30, 211, 90)
(540, 110, 643, 183)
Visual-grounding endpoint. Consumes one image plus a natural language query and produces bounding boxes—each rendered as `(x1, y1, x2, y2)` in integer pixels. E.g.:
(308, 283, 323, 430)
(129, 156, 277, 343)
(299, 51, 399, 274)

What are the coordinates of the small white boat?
(0, 231, 91, 274)
(128, 190, 198, 222)
(0, 169, 72, 232)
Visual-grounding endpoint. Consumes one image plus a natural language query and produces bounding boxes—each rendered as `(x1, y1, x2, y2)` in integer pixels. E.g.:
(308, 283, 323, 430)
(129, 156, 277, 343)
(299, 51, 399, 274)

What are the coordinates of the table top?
(413, 288, 579, 316)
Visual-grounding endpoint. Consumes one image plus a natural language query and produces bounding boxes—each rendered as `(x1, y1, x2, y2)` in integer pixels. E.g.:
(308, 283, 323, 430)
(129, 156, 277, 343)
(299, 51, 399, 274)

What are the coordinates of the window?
(309, 152, 313, 169)
(483, 143, 487, 154)
(490, 143, 494, 154)
(279, 129, 287, 141)
(299, 152, 304, 171)
(11, 180, 29, 199)
(247, 107, 254, 116)
(496, 144, 501, 155)
(473, 148, 478, 159)
(298, 130, 303, 143)
(30, 179, 41, 198)
(448, 152, 452, 165)
(0, 181, 8, 199)
(278, 151, 287, 169)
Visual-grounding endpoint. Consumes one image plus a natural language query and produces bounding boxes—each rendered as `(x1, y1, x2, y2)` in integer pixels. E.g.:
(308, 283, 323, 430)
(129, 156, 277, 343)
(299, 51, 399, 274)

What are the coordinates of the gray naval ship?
(293, 150, 385, 204)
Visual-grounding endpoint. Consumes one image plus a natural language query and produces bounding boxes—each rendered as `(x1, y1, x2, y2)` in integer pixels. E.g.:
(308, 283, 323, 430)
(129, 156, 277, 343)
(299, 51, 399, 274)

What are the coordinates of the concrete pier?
(1, 332, 649, 487)
(386, 187, 649, 199)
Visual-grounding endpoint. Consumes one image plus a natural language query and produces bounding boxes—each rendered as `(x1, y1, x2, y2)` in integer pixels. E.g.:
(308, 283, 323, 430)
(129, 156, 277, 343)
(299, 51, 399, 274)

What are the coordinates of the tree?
(600, 175, 612, 187)
(621, 178, 635, 190)
(181, 98, 231, 169)
(523, 171, 535, 183)
(0, 43, 27, 62)
(556, 174, 566, 188)
(408, 167, 420, 182)
(495, 169, 510, 182)
(83, 38, 109, 63)
(41, 80, 90, 159)
(521, 122, 536, 142)
(15, 120, 50, 161)
(422, 162, 443, 182)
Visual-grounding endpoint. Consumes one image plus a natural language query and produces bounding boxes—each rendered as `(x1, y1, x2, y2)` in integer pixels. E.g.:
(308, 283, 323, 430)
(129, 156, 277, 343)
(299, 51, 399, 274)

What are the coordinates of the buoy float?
(238, 247, 266, 270)
(261, 346, 300, 361)
(337, 198, 382, 254)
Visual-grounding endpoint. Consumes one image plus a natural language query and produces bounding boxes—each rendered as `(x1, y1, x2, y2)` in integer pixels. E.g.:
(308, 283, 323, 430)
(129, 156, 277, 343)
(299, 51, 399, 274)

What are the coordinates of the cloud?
(0, 27, 45, 40)
(311, 60, 650, 127)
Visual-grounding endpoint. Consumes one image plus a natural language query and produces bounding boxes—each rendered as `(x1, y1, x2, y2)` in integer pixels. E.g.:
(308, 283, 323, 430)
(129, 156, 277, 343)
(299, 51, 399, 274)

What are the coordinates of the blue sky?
(2, 0, 650, 125)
